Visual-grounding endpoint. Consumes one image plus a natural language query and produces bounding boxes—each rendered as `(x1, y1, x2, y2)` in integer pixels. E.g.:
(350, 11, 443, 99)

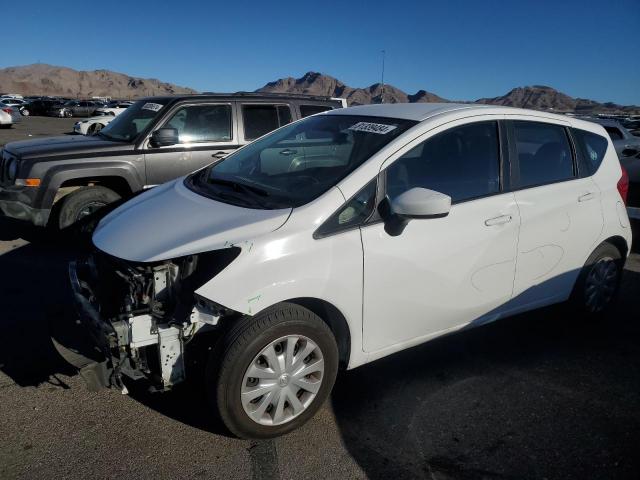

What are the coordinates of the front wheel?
(208, 303, 339, 439)
(570, 242, 624, 317)
(54, 186, 121, 230)
(88, 123, 104, 135)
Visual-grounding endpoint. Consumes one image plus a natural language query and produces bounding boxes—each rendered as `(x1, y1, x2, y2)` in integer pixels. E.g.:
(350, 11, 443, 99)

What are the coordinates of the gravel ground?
(0, 219, 638, 480)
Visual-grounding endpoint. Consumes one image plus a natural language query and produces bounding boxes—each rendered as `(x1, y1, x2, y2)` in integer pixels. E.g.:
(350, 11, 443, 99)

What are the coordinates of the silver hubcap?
(584, 256, 618, 313)
(241, 335, 324, 426)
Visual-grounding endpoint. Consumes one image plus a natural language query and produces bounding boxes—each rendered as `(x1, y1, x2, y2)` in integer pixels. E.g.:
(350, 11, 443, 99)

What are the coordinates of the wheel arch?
(276, 297, 351, 370)
(602, 235, 629, 259)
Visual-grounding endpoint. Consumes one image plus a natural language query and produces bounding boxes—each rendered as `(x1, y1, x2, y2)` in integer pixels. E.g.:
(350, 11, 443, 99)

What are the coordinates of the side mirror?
(380, 187, 451, 236)
(150, 127, 179, 147)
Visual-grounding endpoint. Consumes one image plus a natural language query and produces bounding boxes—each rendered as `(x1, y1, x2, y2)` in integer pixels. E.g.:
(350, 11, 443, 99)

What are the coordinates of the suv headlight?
(7, 158, 17, 181)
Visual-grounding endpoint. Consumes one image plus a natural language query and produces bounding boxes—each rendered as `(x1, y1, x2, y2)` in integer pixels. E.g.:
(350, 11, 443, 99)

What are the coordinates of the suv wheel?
(208, 303, 339, 439)
(570, 242, 624, 316)
(55, 186, 121, 229)
(64, 109, 72, 118)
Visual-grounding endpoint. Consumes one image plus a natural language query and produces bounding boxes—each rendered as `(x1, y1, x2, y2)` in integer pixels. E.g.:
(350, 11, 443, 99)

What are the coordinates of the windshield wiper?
(206, 177, 270, 207)
(207, 177, 270, 197)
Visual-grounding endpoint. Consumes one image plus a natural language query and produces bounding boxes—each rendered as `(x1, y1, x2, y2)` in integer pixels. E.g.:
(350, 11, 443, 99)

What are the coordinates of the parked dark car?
(20, 99, 63, 116)
(0, 93, 345, 228)
(47, 100, 103, 118)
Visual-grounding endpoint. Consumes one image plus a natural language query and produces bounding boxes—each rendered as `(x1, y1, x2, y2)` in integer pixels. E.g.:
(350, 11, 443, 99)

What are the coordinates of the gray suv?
(0, 93, 345, 228)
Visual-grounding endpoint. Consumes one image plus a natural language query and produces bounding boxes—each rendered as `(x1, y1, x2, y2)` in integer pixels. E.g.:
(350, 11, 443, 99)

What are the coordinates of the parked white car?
(67, 103, 632, 439)
(0, 105, 22, 127)
(73, 115, 115, 135)
(93, 101, 133, 116)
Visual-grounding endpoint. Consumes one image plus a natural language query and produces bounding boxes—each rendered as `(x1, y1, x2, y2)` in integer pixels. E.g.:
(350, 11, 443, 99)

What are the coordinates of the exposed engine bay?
(68, 248, 240, 391)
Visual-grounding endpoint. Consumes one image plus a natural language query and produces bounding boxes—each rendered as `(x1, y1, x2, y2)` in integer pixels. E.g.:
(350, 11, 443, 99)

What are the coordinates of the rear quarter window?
(572, 128, 609, 176)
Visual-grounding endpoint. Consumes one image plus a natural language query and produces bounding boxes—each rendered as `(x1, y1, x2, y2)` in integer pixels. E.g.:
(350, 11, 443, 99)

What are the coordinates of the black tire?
(569, 242, 624, 317)
(87, 123, 104, 135)
(64, 110, 72, 118)
(54, 186, 121, 230)
(207, 303, 339, 439)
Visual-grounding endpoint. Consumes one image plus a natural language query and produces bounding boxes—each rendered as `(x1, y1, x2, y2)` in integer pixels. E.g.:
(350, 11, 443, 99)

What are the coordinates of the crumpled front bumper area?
(60, 259, 122, 390)
(0, 185, 50, 226)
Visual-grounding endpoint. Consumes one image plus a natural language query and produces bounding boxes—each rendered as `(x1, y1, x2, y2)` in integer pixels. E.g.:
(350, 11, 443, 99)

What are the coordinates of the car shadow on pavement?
(330, 265, 640, 480)
(0, 220, 78, 388)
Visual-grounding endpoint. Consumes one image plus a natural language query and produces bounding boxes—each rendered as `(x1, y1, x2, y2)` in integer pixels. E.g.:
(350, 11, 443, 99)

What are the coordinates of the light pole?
(380, 49, 386, 104)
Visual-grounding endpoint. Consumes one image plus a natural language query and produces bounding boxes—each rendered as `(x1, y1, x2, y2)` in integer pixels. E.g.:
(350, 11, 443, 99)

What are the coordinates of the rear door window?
(300, 105, 333, 117)
(242, 104, 293, 140)
(572, 128, 609, 176)
(512, 121, 574, 189)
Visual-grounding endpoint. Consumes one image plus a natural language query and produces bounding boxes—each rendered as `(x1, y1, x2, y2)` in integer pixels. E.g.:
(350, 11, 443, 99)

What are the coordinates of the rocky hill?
(259, 72, 638, 114)
(257, 71, 447, 105)
(0, 64, 197, 98)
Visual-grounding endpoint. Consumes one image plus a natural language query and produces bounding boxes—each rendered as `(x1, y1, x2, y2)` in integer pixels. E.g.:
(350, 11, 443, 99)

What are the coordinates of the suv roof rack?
(198, 91, 342, 101)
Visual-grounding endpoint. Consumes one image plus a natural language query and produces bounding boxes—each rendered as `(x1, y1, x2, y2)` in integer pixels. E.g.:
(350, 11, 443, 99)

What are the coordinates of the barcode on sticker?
(142, 102, 163, 112)
(349, 122, 397, 134)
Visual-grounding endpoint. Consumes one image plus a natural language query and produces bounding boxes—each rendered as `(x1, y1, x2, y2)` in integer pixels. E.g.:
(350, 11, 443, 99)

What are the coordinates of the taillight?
(617, 166, 629, 205)
(2, 108, 11, 114)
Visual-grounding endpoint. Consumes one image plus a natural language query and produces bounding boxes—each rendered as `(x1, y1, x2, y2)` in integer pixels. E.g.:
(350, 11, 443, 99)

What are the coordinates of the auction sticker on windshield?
(142, 102, 163, 112)
(349, 122, 398, 134)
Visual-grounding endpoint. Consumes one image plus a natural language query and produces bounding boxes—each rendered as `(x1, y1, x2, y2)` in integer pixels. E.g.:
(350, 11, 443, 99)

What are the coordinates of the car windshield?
(98, 99, 168, 142)
(186, 114, 416, 209)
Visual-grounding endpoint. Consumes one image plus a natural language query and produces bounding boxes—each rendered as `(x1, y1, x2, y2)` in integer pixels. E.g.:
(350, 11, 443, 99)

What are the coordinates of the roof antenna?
(380, 49, 386, 104)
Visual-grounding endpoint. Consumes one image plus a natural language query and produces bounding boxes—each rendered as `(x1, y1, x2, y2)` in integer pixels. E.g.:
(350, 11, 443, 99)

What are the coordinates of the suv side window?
(164, 104, 233, 144)
(386, 121, 500, 203)
(300, 105, 333, 117)
(512, 121, 574, 188)
(604, 126, 624, 141)
(242, 104, 293, 140)
(572, 128, 608, 176)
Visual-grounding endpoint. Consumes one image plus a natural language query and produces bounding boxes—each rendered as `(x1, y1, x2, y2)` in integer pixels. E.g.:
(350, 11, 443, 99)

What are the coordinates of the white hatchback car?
(67, 103, 632, 439)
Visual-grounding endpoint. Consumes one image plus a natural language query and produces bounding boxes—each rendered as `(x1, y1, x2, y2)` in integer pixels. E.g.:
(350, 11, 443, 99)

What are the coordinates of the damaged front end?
(65, 248, 240, 391)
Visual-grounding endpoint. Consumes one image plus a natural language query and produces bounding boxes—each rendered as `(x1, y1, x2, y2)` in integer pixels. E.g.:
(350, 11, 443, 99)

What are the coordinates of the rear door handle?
(279, 148, 298, 156)
(484, 214, 512, 226)
(211, 151, 228, 159)
(578, 192, 595, 202)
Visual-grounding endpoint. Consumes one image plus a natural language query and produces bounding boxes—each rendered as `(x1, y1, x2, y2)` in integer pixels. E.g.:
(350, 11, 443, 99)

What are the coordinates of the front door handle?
(279, 148, 298, 156)
(211, 151, 228, 159)
(578, 192, 595, 202)
(485, 214, 512, 226)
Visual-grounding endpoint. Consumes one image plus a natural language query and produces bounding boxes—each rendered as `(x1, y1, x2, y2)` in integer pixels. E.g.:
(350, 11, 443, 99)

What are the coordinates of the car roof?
(137, 93, 345, 104)
(324, 102, 489, 121)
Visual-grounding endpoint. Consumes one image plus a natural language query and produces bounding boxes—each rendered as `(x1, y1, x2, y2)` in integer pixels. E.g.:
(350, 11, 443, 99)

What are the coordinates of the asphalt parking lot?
(0, 217, 638, 480)
(1, 117, 639, 479)
(0, 116, 77, 146)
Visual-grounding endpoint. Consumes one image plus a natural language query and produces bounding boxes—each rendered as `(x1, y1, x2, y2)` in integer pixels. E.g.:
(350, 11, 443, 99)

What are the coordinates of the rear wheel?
(570, 242, 624, 317)
(54, 186, 121, 230)
(21, 108, 30, 116)
(208, 303, 339, 439)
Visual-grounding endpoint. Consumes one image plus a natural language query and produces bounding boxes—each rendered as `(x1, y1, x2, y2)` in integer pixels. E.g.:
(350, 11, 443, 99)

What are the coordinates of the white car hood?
(93, 179, 292, 262)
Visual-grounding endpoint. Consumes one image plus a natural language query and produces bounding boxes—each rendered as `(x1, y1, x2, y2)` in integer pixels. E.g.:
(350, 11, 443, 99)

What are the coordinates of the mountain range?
(0, 64, 636, 114)
(0, 64, 196, 98)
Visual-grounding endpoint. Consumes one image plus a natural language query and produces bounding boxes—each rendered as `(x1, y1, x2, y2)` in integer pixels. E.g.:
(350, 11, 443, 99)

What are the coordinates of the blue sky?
(3, 0, 639, 104)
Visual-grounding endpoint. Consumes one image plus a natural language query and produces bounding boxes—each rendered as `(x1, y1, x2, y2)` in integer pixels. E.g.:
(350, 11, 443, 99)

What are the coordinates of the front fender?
(194, 195, 366, 368)
(36, 161, 145, 209)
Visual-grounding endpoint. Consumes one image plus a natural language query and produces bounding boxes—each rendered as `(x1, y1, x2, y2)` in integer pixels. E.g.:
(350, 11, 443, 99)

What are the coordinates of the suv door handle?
(211, 151, 228, 159)
(279, 148, 298, 156)
(578, 192, 595, 202)
(484, 215, 512, 226)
